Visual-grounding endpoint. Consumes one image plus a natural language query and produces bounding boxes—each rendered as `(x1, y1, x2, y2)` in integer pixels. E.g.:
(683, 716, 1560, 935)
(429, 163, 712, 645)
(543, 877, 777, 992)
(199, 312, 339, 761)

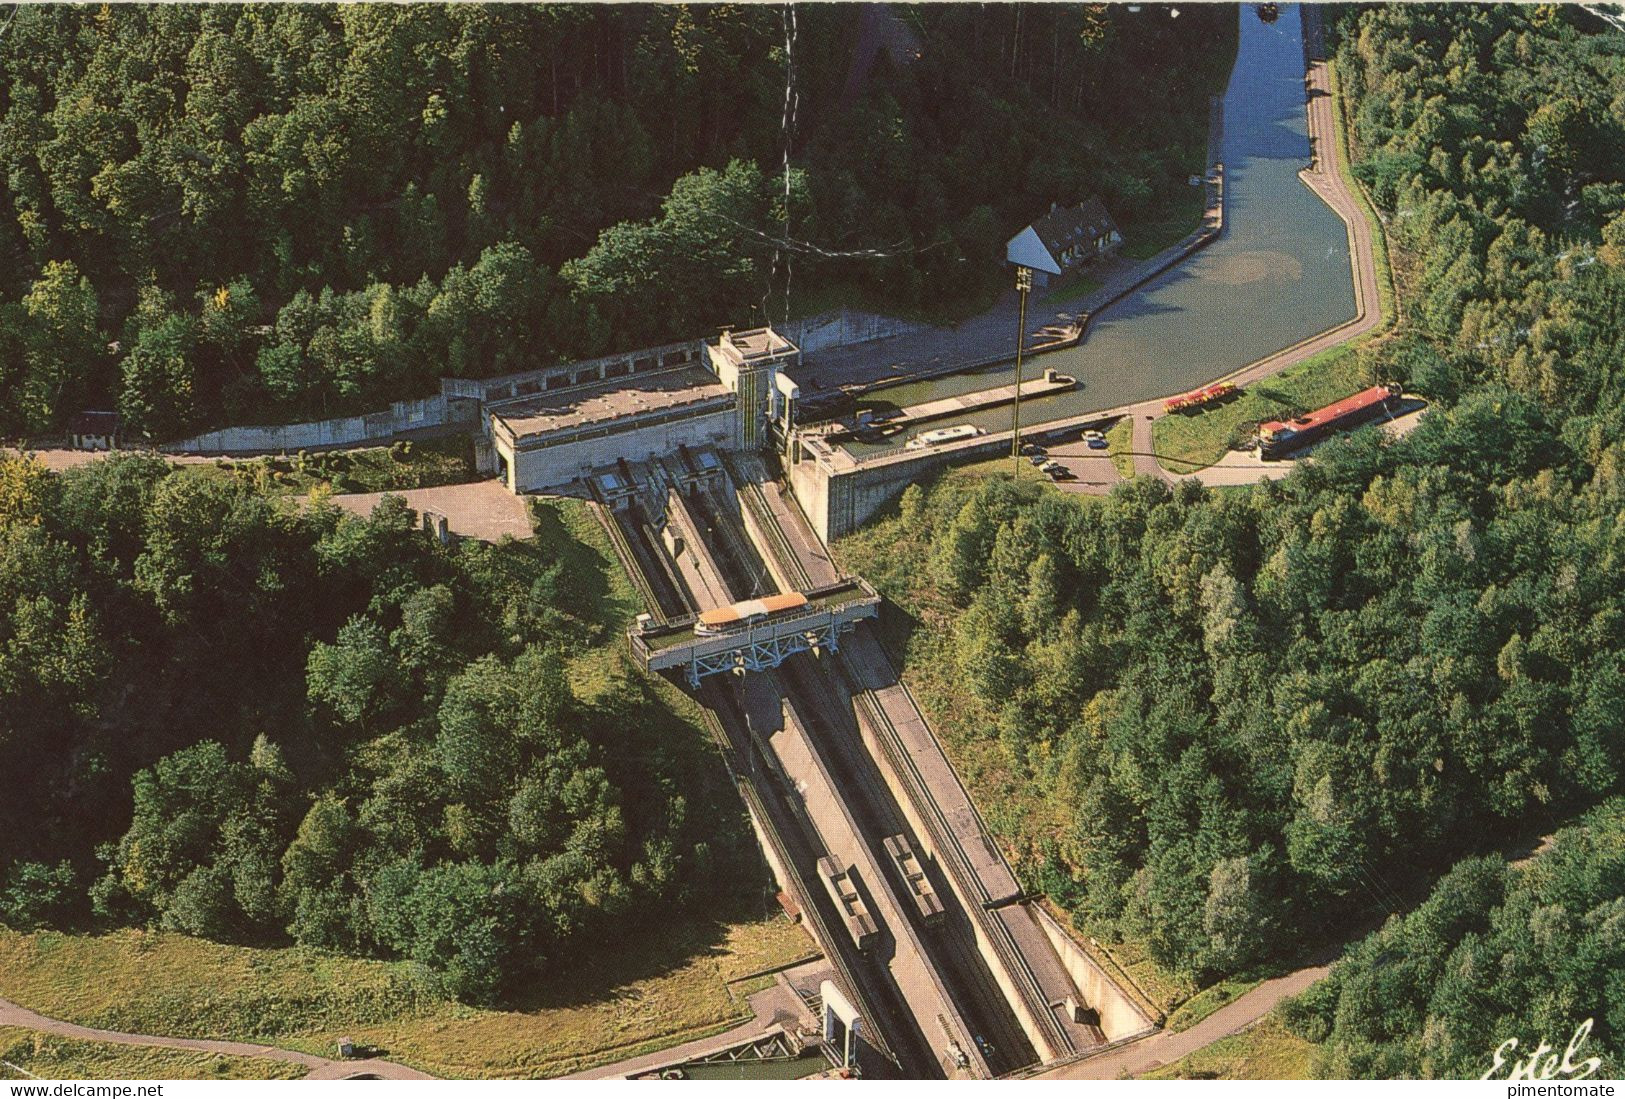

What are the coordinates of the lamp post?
(1011, 265, 1033, 473)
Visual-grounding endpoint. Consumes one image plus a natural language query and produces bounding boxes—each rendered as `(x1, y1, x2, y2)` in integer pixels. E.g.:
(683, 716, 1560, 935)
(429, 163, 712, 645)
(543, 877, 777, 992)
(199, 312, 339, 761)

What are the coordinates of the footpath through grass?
(1163, 976, 1265, 1033)
(1151, 344, 1366, 473)
(0, 916, 814, 1080)
(0, 1027, 304, 1081)
(1144, 1013, 1315, 1080)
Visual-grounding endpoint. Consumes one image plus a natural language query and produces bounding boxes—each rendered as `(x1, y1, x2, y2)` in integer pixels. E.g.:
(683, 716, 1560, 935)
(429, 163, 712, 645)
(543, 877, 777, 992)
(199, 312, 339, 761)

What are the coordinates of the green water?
(664, 1050, 832, 1081)
(842, 3, 1357, 458)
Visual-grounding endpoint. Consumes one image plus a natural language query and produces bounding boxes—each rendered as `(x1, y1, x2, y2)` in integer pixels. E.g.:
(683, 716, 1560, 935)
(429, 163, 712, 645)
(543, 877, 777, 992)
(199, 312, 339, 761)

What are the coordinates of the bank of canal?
(839, 3, 1357, 458)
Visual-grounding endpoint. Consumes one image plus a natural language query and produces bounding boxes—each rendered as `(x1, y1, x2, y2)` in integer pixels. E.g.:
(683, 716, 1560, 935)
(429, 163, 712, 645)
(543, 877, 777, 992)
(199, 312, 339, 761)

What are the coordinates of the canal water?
(657, 1049, 833, 1081)
(843, 3, 1356, 457)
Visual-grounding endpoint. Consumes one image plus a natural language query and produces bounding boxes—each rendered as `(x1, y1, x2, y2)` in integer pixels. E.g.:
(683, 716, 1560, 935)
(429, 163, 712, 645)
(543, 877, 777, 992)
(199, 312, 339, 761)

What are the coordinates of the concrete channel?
(674, 481, 1000, 1079)
(591, 448, 1155, 1076)
(693, 480, 1042, 1075)
(728, 454, 1156, 1056)
(594, 475, 975, 1078)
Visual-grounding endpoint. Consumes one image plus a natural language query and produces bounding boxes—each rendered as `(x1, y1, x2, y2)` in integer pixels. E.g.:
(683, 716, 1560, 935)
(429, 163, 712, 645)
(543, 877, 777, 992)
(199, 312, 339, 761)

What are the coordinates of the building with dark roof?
(68, 410, 119, 451)
(1005, 197, 1122, 286)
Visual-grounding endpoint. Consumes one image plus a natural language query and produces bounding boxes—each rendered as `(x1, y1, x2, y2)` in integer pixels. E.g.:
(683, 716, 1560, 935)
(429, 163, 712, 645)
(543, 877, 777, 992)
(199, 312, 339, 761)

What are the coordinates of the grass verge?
(1120, 189, 1208, 262)
(1143, 1013, 1315, 1080)
(0, 916, 814, 1080)
(1164, 976, 1265, 1032)
(1040, 271, 1105, 307)
(0, 1027, 304, 1081)
(949, 454, 1059, 488)
(1326, 59, 1398, 329)
(1151, 344, 1366, 474)
(1105, 416, 1135, 481)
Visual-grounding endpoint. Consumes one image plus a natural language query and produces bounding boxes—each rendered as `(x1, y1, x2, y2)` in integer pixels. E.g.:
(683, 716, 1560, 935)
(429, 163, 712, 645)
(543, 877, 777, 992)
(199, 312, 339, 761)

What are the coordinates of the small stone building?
(68, 410, 120, 451)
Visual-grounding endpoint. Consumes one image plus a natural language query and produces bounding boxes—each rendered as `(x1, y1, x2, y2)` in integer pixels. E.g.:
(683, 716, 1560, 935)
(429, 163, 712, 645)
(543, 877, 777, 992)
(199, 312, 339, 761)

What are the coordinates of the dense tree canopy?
(0, 452, 742, 1003)
(0, 3, 1233, 438)
(1283, 799, 1625, 1079)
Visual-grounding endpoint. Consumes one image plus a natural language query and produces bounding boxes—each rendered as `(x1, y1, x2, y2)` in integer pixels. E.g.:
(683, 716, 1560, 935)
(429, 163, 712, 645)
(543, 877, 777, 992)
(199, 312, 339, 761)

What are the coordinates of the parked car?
(1086, 435, 1110, 450)
(1019, 442, 1041, 456)
(1029, 453, 1048, 466)
(1048, 466, 1077, 481)
(1081, 429, 1105, 442)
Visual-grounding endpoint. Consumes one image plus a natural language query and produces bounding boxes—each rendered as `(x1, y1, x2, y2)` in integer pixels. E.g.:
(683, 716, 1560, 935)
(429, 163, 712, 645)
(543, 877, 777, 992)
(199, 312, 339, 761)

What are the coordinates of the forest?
(1282, 798, 1625, 1078)
(0, 451, 748, 1003)
(0, 3, 1232, 439)
(837, 2, 1625, 1074)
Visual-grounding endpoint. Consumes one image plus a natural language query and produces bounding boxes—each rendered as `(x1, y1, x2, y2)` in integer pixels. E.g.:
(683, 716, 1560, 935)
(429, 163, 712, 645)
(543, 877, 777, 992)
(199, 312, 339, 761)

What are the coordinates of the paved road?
(0, 996, 430, 1080)
(1041, 964, 1330, 1080)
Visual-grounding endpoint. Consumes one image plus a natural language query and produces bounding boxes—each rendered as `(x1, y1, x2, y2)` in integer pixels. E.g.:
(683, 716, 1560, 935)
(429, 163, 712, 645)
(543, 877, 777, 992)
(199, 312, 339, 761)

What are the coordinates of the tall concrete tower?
(706, 326, 801, 450)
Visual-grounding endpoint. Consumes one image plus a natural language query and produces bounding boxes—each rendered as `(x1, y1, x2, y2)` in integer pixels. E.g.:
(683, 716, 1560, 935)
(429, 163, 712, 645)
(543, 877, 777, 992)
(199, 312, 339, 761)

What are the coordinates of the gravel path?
(0, 996, 431, 1080)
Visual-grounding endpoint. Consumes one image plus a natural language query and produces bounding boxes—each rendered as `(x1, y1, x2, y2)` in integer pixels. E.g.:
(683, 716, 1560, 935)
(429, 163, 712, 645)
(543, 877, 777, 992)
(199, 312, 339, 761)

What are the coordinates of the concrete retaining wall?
(442, 340, 705, 404)
(780, 309, 929, 356)
(789, 440, 1003, 541)
(1031, 905, 1158, 1042)
(165, 395, 479, 455)
(830, 669, 1062, 1063)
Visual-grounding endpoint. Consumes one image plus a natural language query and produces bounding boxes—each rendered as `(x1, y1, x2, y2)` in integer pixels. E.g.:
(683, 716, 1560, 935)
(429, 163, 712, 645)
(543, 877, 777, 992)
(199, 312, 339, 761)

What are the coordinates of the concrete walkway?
(1039, 964, 1331, 1080)
(562, 980, 813, 1080)
(0, 996, 430, 1080)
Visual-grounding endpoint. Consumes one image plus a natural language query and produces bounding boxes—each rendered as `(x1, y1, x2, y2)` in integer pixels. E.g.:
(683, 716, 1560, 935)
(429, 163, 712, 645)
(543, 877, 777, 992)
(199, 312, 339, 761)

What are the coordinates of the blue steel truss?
(686, 620, 848, 688)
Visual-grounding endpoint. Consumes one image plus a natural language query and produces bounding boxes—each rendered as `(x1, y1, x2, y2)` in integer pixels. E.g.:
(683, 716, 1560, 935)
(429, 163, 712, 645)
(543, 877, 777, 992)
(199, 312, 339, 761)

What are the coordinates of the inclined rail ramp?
(692, 460, 1039, 1075)
(594, 464, 906, 1075)
(728, 459, 1102, 1061)
(692, 516, 992, 1079)
(697, 685, 907, 1073)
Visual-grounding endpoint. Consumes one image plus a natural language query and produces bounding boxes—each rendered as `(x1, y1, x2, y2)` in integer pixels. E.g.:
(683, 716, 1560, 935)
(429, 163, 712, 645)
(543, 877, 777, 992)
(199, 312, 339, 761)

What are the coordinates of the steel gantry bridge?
(628, 578, 881, 687)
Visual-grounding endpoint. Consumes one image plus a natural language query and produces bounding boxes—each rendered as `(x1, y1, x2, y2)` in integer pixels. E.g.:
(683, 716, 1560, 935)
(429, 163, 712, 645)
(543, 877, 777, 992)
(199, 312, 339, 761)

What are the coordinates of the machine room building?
(480, 326, 800, 493)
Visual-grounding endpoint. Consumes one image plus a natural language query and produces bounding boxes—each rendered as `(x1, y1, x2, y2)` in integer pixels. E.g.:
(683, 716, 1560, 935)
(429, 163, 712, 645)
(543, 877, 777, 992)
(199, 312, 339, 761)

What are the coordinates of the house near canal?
(1006, 197, 1122, 286)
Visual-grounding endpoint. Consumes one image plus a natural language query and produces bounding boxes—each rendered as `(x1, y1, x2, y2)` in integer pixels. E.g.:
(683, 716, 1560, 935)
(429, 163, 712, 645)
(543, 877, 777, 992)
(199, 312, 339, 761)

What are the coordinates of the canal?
(841, 3, 1357, 457)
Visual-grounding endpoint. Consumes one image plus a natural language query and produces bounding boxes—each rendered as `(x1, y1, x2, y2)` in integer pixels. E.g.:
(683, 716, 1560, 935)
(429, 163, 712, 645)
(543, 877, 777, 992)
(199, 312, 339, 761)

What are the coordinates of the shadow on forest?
(498, 859, 782, 1015)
